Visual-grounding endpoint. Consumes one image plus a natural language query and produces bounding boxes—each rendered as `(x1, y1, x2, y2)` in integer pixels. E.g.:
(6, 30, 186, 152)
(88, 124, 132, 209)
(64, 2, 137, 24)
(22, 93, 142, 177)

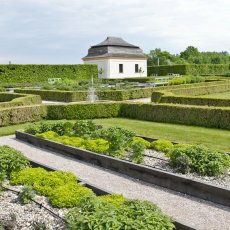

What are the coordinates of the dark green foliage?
(66, 196, 174, 230)
(130, 142, 145, 164)
(25, 121, 73, 136)
(168, 145, 230, 176)
(0, 64, 98, 86)
(92, 126, 135, 158)
(0, 146, 30, 177)
(120, 103, 230, 130)
(148, 64, 230, 76)
(46, 102, 121, 120)
(18, 185, 35, 205)
(73, 120, 97, 137)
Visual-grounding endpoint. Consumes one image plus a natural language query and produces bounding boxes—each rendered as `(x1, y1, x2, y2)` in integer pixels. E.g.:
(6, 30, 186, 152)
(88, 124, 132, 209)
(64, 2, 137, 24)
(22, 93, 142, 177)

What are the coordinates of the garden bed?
(16, 130, 230, 207)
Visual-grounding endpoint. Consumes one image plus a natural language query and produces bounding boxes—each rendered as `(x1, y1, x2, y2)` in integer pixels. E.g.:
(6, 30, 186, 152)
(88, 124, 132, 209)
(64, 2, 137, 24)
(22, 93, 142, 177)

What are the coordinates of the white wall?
(108, 59, 147, 78)
(84, 59, 109, 78)
(84, 58, 147, 79)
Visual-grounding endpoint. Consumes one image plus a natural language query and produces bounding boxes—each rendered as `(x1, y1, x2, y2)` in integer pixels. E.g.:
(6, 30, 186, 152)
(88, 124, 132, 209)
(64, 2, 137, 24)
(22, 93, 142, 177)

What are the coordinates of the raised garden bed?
(16, 130, 230, 207)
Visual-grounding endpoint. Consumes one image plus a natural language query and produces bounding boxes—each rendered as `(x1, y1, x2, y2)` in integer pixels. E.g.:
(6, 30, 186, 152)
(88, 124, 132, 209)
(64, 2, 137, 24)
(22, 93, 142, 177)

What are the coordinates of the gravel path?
(1, 135, 230, 230)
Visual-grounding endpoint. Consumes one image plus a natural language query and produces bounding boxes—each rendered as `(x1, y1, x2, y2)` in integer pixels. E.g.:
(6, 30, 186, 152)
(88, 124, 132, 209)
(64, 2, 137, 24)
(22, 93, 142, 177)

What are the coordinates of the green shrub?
(49, 183, 94, 208)
(130, 142, 145, 164)
(46, 102, 121, 120)
(0, 146, 30, 177)
(92, 127, 135, 158)
(169, 76, 204, 85)
(0, 105, 46, 127)
(168, 145, 230, 176)
(97, 194, 126, 207)
(132, 136, 151, 148)
(66, 197, 174, 230)
(10, 168, 47, 186)
(84, 139, 109, 154)
(73, 120, 97, 137)
(18, 185, 35, 205)
(151, 139, 174, 153)
(148, 64, 230, 76)
(120, 103, 230, 130)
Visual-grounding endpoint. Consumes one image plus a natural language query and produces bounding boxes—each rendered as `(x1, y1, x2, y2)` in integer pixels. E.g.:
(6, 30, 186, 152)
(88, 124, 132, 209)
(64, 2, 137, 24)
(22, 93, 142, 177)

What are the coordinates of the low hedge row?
(0, 64, 98, 86)
(151, 82, 230, 107)
(0, 105, 46, 127)
(15, 80, 227, 102)
(46, 102, 121, 120)
(0, 93, 42, 109)
(148, 64, 230, 76)
(120, 103, 230, 130)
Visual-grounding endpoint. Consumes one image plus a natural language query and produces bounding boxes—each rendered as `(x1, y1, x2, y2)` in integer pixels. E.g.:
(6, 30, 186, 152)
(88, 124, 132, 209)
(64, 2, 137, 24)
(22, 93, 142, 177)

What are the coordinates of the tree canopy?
(147, 46, 230, 66)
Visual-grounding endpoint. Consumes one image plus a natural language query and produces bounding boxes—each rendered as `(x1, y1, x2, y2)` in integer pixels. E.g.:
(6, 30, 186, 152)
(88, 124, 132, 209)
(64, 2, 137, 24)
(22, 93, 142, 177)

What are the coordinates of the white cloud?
(0, 0, 229, 63)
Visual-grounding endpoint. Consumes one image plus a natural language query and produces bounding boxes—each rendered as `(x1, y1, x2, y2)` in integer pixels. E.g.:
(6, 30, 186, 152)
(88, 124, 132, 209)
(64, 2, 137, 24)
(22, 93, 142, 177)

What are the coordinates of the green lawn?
(94, 118, 230, 152)
(0, 118, 229, 152)
(201, 91, 230, 98)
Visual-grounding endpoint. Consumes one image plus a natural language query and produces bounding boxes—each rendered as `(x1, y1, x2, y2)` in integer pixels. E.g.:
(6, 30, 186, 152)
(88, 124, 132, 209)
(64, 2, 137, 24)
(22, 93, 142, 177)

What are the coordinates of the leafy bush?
(169, 76, 204, 85)
(151, 139, 174, 153)
(130, 142, 145, 164)
(132, 136, 151, 148)
(92, 127, 135, 158)
(18, 185, 35, 205)
(66, 196, 174, 230)
(10, 167, 47, 186)
(84, 139, 109, 153)
(0, 146, 30, 177)
(73, 120, 97, 137)
(168, 145, 230, 176)
(10, 168, 77, 194)
(97, 194, 126, 207)
(49, 183, 94, 208)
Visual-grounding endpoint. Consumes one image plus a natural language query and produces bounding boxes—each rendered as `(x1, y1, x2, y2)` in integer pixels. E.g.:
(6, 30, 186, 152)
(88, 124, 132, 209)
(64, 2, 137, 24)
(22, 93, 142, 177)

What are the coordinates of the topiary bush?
(167, 145, 230, 176)
(151, 139, 174, 153)
(0, 146, 30, 177)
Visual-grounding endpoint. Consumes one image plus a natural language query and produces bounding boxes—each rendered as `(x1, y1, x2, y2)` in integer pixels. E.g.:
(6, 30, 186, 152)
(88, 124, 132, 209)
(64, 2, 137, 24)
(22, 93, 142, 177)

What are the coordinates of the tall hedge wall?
(46, 102, 121, 120)
(0, 64, 98, 86)
(148, 64, 230, 76)
(0, 105, 46, 127)
(120, 103, 230, 130)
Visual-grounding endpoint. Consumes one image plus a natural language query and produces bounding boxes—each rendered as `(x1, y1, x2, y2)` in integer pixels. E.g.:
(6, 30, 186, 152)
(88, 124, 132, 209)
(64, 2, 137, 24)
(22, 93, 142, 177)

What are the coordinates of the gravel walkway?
(1, 135, 230, 230)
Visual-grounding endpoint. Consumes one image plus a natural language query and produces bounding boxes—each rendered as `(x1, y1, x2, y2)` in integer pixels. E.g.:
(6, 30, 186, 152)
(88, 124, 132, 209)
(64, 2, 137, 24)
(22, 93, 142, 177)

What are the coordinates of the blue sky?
(0, 0, 229, 64)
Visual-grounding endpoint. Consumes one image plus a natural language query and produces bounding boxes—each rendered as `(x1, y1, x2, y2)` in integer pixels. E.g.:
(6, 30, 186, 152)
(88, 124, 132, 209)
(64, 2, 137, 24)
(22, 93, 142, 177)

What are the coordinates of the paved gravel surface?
(1, 135, 230, 230)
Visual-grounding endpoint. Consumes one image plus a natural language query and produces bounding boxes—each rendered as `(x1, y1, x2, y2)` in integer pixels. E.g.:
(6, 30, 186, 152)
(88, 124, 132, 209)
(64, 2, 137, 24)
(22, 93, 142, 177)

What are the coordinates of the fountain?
(86, 76, 98, 103)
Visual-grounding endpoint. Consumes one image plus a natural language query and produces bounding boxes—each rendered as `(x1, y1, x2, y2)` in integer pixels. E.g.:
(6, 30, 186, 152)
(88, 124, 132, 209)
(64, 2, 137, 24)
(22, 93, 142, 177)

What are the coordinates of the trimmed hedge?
(120, 103, 230, 130)
(0, 64, 98, 86)
(0, 93, 42, 109)
(148, 64, 230, 76)
(151, 82, 230, 107)
(0, 105, 46, 127)
(46, 102, 121, 120)
(16, 81, 226, 102)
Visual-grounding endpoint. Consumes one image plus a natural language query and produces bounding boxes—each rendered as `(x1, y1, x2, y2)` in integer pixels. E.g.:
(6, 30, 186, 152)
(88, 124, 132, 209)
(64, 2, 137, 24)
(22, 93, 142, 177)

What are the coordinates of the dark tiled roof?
(92, 37, 139, 48)
(83, 37, 146, 59)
